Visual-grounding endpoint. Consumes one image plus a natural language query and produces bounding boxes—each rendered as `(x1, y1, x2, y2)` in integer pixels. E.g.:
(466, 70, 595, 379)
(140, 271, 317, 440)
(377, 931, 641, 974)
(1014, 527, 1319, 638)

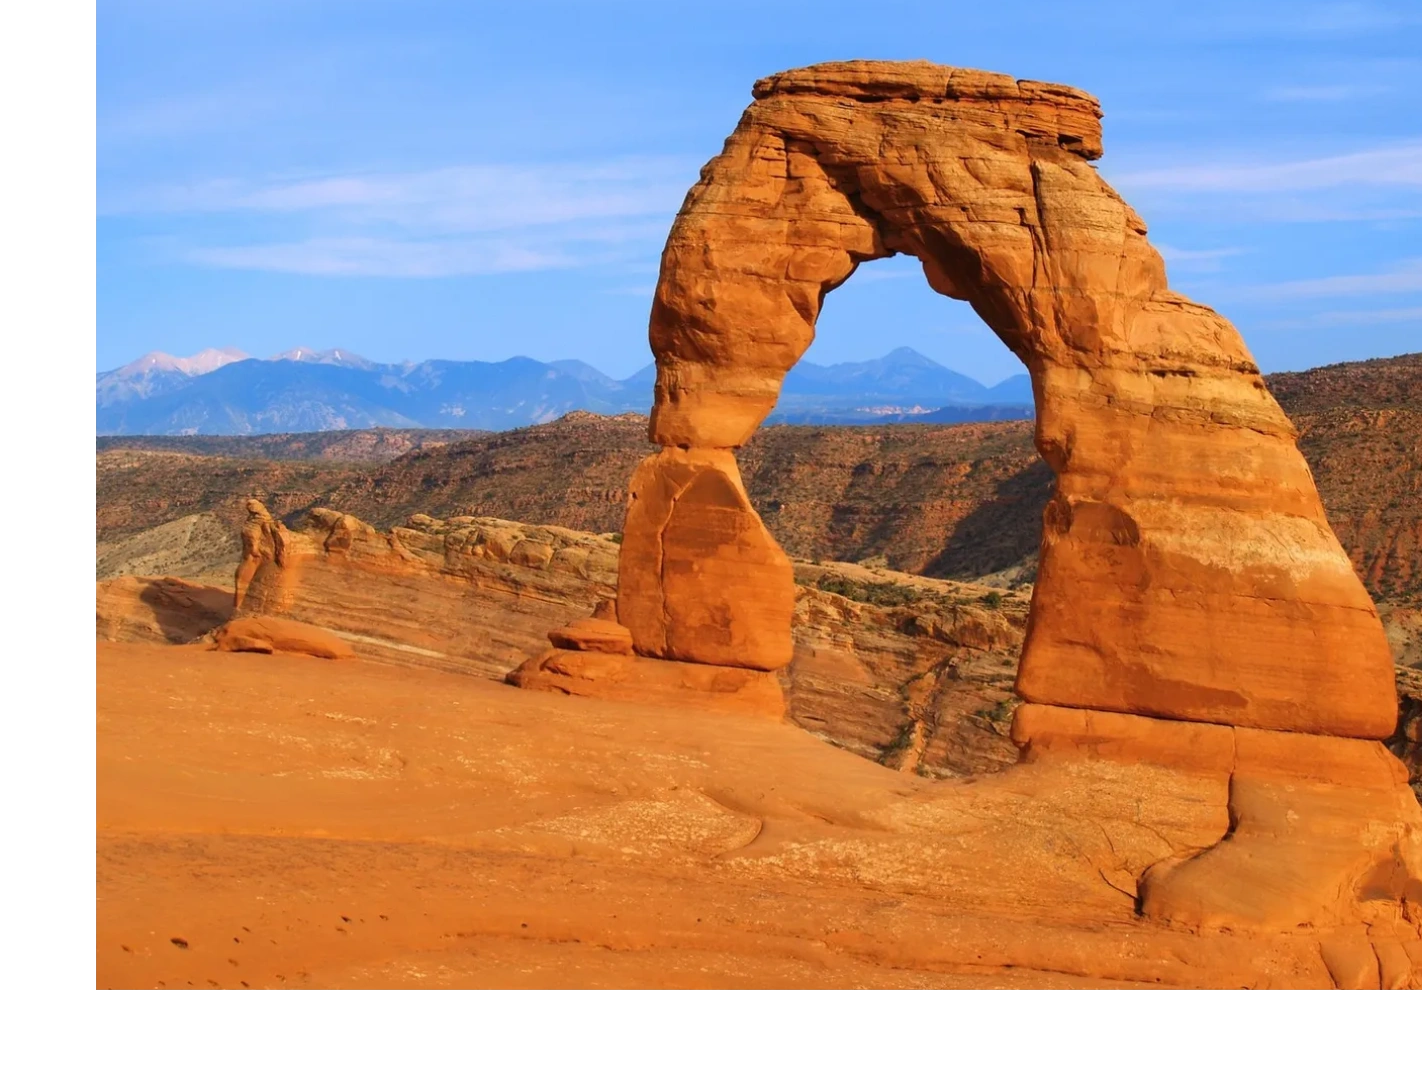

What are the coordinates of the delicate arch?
(617, 60, 1396, 739)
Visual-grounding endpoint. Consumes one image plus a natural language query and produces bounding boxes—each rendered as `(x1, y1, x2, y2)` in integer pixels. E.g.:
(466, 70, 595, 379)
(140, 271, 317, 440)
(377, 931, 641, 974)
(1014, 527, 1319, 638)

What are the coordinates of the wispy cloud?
(1116, 142, 1422, 193)
(1311, 306, 1422, 324)
(105, 158, 696, 231)
(1261, 305, 1422, 329)
(110, 157, 697, 277)
(1155, 244, 1249, 272)
(186, 218, 674, 278)
(187, 237, 578, 278)
(100, 83, 288, 146)
(1239, 258, 1422, 300)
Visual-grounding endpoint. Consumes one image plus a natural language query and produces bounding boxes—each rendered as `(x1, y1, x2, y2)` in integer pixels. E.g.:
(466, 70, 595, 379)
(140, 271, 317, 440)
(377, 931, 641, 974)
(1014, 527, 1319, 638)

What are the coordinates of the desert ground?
(94, 353, 1422, 989)
(102, 640, 1375, 990)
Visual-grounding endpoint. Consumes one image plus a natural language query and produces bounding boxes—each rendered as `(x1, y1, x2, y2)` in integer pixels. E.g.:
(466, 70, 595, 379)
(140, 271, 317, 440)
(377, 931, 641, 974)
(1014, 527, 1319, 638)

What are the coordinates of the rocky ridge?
(98, 351, 1420, 607)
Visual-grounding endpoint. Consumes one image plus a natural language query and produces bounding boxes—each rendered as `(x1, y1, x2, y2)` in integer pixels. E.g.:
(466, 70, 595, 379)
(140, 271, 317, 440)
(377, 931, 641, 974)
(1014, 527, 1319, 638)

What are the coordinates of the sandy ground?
(98, 642, 1341, 989)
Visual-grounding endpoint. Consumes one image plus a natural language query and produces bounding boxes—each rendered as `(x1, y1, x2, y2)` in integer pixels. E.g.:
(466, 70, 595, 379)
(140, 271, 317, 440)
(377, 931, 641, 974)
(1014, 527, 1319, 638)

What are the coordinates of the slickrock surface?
(97, 642, 1422, 989)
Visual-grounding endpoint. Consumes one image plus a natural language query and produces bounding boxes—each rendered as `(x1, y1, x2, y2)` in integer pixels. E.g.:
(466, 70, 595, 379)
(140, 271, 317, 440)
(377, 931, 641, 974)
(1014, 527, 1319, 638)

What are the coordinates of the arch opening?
(734, 255, 1045, 582)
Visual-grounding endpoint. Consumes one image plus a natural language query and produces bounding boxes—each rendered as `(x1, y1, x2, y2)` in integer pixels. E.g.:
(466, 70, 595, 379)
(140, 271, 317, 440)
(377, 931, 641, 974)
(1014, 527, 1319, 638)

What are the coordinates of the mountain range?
(95, 346, 1034, 435)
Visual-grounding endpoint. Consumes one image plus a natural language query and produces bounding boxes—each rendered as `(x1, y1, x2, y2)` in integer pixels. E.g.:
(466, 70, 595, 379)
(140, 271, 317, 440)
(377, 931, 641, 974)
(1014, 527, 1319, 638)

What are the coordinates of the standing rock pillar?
(618, 447, 794, 670)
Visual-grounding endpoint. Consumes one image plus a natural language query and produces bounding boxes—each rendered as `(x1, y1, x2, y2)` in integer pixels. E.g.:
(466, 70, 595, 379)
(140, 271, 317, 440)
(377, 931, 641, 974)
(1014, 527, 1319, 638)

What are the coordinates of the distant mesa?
(95, 344, 1033, 435)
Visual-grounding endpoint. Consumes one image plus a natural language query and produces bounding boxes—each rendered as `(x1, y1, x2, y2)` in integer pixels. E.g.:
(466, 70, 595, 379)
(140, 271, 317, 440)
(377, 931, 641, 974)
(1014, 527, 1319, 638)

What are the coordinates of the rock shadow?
(923, 461, 1055, 582)
(137, 578, 235, 644)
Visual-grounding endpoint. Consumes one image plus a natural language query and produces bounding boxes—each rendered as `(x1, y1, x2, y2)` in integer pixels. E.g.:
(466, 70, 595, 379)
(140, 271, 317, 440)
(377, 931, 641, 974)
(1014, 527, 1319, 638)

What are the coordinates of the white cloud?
(1239, 258, 1422, 300)
(103, 158, 697, 234)
(1155, 245, 1249, 272)
(185, 230, 664, 278)
(100, 84, 285, 146)
(186, 238, 558, 278)
(1311, 306, 1422, 324)
(108, 156, 699, 277)
(1115, 142, 1422, 193)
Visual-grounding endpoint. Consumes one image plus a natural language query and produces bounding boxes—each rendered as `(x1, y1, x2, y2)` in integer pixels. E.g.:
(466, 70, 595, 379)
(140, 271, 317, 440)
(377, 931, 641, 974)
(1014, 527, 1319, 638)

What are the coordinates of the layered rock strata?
(233, 503, 621, 678)
(223, 502, 1026, 775)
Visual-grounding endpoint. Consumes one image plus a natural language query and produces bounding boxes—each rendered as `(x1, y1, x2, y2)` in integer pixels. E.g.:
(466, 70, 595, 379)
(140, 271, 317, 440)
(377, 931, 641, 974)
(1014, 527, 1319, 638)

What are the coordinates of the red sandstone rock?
(1137, 728, 1422, 936)
(1013, 702, 1422, 948)
(232, 507, 621, 676)
(582, 57, 1418, 947)
(209, 617, 354, 659)
(507, 648, 786, 719)
(618, 447, 794, 670)
(217, 502, 1027, 773)
(96, 576, 233, 646)
(549, 618, 634, 655)
(627, 59, 1395, 740)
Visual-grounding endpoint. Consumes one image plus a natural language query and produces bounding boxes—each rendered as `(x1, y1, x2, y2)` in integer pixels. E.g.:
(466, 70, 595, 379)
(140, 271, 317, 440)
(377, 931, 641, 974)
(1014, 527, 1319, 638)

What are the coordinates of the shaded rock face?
(575, 60, 1420, 945)
(96, 575, 234, 645)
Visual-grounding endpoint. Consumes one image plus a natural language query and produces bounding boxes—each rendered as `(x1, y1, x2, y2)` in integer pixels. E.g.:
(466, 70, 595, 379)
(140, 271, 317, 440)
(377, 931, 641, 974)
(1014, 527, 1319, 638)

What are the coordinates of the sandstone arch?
(515, 61, 1421, 944)
(619, 60, 1397, 738)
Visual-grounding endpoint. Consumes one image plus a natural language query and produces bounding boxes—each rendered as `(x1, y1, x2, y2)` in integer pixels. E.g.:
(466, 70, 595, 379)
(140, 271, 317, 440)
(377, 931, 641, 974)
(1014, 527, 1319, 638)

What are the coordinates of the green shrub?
(816, 574, 922, 607)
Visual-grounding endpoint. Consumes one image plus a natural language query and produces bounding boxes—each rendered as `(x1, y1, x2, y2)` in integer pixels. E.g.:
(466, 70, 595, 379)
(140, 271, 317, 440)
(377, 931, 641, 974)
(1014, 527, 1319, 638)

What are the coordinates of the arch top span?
(649, 60, 1271, 452)
(619, 59, 1398, 742)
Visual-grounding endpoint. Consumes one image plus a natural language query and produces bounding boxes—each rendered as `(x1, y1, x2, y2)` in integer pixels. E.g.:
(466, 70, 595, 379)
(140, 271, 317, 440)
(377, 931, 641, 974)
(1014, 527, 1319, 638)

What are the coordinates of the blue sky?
(98, 0, 1421, 383)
